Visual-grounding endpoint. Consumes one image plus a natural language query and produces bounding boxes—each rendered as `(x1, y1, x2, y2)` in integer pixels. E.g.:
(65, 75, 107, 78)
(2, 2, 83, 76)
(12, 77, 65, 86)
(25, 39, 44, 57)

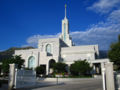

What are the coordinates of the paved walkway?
(0, 78, 102, 90)
(18, 78, 103, 90)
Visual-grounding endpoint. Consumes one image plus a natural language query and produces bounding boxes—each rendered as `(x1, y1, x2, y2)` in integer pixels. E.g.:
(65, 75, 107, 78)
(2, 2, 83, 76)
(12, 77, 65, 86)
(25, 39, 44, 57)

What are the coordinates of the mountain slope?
(0, 47, 34, 62)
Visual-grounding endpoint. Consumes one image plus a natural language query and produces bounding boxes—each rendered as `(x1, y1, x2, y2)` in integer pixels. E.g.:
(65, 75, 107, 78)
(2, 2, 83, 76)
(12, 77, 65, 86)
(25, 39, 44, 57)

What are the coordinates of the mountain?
(99, 50, 108, 59)
(0, 47, 34, 62)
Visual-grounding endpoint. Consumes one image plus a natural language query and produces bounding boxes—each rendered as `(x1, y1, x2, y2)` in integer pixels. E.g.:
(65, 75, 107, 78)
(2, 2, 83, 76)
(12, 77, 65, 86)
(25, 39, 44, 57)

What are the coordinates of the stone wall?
(61, 45, 99, 63)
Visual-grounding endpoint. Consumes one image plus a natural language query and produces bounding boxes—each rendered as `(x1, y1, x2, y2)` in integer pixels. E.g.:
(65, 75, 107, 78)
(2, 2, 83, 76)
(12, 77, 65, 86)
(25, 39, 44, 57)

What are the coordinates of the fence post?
(116, 74, 120, 90)
(8, 64, 16, 90)
(102, 68, 106, 90)
(105, 62, 115, 90)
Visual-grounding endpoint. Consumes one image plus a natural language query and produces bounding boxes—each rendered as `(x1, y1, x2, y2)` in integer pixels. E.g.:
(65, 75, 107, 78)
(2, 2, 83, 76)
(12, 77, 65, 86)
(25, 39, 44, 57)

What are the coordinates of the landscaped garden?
(35, 60, 93, 78)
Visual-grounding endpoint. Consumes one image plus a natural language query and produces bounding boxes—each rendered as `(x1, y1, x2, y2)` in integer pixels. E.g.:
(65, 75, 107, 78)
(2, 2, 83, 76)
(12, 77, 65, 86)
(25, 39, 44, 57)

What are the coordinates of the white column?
(102, 67, 106, 90)
(90, 63, 93, 67)
(67, 64, 71, 75)
(46, 63, 49, 75)
(8, 64, 16, 90)
(38, 52, 40, 66)
(93, 64, 96, 74)
(101, 62, 106, 90)
(105, 62, 115, 90)
(101, 63, 105, 73)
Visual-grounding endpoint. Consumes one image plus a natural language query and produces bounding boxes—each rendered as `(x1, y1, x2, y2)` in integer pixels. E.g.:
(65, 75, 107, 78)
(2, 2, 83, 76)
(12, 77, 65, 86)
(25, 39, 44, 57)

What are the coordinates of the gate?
(8, 64, 36, 89)
(14, 69, 36, 89)
(115, 73, 120, 90)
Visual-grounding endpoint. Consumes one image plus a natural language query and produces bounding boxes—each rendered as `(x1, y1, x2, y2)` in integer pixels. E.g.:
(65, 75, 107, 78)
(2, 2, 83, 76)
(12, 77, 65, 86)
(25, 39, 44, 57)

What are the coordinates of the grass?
(66, 75, 92, 78)
(45, 74, 93, 78)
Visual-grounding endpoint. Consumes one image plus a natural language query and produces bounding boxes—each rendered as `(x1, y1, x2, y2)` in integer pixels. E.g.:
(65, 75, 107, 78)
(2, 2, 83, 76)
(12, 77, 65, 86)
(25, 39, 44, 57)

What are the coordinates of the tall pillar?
(101, 62, 106, 90)
(8, 64, 17, 90)
(90, 63, 93, 67)
(101, 63, 105, 74)
(46, 63, 49, 75)
(105, 62, 115, 90)
(38, 52, 40, 66)
(96, 67, 99, 74)
(67, 64, 71, 75)
(93, 64, 96, 74)
(102, 67, 106, 90)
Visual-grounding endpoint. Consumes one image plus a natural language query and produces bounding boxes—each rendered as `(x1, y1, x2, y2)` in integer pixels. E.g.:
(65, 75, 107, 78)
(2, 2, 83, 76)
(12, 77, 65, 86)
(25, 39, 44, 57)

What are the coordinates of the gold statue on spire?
(65, 4, 67, 8)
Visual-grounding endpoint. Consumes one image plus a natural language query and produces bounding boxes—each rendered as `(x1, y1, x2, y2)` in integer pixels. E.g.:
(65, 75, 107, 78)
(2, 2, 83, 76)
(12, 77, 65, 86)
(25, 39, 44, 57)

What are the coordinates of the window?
(64, 23, 66, 41)
(28, 56, 35, 68)
(46, 44, 51, 53)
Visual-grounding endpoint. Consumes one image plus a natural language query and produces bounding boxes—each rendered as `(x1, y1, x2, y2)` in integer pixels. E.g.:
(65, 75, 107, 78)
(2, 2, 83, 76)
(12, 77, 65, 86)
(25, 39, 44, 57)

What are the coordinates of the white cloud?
(26, 33, 60, 47)
(71, 9, 120, 50)
(107, 9, 120, 23)
(25, 10, 120, 50)
(87, 0, 120, 14)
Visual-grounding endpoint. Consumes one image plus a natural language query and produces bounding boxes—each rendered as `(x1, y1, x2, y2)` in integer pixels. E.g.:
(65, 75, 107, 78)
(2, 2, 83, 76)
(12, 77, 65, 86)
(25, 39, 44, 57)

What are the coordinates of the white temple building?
(15, 5, 109, 75)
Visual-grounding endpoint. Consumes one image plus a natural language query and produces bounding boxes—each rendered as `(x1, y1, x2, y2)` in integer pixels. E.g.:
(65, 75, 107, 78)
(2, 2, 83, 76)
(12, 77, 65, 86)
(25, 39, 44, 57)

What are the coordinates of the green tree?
(2, 55, 24, 75)
(53, 62, 67, 73)
(70, 60, 92, 76)
(35, 65, 46, 76)
(108, 35, 120, 70)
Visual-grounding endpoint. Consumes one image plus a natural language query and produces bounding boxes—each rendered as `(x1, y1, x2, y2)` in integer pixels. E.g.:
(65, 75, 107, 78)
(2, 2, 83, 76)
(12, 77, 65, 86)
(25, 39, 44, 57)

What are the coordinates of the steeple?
(60, 4, 72, 47)
(65, 4, 67, 19)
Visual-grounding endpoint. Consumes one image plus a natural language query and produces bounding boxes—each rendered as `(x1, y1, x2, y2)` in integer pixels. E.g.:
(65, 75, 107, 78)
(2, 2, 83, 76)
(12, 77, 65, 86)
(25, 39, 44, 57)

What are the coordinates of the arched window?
(46, 44, 51, 53)
(28, 56, 35, 68)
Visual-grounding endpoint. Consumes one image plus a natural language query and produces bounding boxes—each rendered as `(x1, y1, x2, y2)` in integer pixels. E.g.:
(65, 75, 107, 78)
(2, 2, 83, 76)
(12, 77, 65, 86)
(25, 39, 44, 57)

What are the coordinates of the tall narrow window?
(28, 56, 35, 68)
(64, 23, 66, 41)
(46, 44, 51, 53)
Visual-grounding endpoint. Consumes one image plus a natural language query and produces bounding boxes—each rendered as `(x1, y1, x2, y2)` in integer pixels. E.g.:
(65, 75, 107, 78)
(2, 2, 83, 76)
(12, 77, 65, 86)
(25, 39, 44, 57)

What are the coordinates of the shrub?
(35, 65, 46, 76)
(70, 60, 92, 76)
(53, 62, 67, 73)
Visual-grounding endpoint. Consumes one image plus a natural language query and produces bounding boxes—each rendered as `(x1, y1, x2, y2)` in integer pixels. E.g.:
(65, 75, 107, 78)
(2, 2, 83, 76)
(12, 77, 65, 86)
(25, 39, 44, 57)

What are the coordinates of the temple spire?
(65, 4, 67, 19)
(60, 4, 72, 47)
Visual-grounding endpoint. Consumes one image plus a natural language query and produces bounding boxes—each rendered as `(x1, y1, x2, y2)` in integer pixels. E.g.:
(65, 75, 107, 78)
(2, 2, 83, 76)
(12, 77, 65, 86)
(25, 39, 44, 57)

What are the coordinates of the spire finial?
(65, 4, 67, 18)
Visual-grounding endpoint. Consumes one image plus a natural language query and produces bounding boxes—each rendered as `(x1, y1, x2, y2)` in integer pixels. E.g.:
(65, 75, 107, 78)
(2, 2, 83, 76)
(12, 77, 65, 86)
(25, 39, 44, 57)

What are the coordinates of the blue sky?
(0, 0, 120, 51)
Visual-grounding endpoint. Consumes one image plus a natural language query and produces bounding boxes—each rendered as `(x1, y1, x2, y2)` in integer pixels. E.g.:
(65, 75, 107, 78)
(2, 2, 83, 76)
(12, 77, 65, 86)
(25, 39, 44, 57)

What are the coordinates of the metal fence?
(14, 69, 36, 89)
(114, 72, 120, 90)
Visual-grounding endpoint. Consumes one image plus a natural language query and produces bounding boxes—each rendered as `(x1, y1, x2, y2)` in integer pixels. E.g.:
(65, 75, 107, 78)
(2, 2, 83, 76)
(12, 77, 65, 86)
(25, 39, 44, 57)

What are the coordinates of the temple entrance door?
(49, 59, 56, 74)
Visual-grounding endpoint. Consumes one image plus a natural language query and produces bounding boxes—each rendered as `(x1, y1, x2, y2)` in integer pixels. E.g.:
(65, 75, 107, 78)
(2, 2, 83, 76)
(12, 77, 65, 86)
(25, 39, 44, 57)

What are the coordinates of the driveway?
(32, 78, 102, 90)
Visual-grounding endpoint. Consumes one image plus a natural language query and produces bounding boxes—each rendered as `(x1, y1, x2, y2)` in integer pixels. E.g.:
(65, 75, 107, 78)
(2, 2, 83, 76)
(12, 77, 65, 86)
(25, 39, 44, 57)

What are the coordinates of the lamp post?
(56, 75, 59, 85)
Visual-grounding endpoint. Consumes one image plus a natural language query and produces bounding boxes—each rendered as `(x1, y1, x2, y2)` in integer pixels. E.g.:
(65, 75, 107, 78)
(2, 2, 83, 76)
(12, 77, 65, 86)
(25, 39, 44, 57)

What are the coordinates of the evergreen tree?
(108, 35, 120, 70)
(2, 55, 24, 75)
